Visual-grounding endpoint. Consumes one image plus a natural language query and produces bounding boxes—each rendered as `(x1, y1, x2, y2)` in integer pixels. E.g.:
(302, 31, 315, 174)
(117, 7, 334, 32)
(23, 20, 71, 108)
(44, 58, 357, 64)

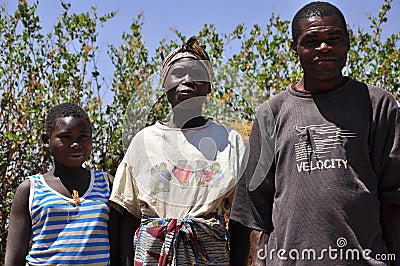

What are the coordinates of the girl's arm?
(5, 179, 32, 266)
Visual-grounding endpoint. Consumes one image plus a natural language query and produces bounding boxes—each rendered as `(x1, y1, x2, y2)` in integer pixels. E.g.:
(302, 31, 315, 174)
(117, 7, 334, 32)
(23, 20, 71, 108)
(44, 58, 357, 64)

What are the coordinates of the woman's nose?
(182, 73, 193, 83)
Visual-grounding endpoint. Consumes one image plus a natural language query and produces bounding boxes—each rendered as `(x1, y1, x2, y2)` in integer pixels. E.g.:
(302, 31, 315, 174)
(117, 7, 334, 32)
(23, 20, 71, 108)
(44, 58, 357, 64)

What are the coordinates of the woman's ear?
(42, 134, 49, 147)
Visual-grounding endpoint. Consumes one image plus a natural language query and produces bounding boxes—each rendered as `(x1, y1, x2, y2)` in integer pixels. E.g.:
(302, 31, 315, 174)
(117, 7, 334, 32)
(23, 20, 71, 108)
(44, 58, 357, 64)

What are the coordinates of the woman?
(110, 37, 246, 265)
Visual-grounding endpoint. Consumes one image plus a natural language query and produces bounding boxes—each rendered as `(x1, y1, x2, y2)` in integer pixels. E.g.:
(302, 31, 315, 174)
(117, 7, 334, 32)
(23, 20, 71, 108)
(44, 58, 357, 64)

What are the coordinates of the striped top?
(26, 170, 111, 265)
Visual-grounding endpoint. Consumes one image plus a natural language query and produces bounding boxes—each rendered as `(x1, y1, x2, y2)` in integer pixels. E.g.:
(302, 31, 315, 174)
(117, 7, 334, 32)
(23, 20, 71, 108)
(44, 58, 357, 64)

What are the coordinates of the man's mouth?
(313, 57, 336, 63)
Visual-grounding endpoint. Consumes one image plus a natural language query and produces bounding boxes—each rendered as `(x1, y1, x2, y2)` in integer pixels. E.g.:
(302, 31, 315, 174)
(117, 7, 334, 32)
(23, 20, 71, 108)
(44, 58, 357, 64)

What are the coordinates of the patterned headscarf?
(161, 36, 213, 89)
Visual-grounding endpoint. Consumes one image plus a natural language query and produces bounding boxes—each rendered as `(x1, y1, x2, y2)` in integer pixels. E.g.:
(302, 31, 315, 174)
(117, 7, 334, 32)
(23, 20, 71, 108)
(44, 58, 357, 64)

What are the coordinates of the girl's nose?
(71, 142, 81, 149)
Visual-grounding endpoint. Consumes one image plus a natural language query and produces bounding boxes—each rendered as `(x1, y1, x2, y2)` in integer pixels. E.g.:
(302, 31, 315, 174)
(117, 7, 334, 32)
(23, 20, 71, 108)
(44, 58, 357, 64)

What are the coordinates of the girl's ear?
(290, 41, 298, 57)
(42, 134, 50, 147)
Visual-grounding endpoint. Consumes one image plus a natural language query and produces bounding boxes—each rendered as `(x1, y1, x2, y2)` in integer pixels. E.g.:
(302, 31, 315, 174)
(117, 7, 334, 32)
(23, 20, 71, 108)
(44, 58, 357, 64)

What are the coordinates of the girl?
(5, 102, 117, 266)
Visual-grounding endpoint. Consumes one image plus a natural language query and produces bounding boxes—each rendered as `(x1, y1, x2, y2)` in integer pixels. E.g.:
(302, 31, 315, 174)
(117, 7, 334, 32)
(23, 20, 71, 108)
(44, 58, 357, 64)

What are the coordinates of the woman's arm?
(120, 210, 140, 266)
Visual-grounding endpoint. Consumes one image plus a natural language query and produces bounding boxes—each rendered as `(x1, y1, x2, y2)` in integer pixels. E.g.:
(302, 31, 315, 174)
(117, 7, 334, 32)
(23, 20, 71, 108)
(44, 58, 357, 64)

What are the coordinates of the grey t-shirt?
(231, 78, 400, 265)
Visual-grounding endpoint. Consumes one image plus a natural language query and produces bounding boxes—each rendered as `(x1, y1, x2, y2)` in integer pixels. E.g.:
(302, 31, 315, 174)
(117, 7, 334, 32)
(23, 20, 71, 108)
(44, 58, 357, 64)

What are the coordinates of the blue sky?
(2, 0, 399, 55)
(1, 0, 399, 102)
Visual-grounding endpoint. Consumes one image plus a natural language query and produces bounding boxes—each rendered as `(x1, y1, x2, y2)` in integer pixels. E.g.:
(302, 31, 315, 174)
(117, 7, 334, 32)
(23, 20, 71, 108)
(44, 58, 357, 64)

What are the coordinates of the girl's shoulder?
(93, 169, 114, 187)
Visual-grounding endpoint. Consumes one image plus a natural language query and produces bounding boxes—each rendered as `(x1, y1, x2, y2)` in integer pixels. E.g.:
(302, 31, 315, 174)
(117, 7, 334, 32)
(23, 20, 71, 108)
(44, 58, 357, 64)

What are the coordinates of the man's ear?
(290, 41, 298, 57)
(42, 134, 49, 147)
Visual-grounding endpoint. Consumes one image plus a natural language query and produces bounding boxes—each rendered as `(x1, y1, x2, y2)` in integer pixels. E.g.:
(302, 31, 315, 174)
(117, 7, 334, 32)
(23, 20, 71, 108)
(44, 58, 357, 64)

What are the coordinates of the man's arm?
(249, 229, 269, 266)
(230, 102, 277, 265)
(380, 201, 400, 265)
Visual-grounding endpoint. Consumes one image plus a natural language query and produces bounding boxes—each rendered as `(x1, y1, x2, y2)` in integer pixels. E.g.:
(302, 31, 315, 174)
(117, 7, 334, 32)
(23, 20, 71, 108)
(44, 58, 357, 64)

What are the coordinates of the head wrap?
(161, 36, 213, 90)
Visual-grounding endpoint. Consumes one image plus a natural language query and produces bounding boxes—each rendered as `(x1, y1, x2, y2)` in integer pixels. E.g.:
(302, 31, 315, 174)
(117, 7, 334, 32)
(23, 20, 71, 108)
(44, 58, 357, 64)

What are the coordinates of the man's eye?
(304, 39, 318, 45)
(329, 36, 341, 43)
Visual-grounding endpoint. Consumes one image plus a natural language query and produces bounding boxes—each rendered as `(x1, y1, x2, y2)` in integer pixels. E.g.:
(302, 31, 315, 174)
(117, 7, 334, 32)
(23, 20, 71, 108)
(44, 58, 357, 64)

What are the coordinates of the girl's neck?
(52, 163, 89, 179)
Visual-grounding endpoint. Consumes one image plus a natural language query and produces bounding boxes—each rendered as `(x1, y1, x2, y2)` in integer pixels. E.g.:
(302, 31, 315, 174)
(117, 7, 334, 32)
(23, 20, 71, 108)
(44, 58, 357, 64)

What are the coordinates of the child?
(5, 102, 116, 266)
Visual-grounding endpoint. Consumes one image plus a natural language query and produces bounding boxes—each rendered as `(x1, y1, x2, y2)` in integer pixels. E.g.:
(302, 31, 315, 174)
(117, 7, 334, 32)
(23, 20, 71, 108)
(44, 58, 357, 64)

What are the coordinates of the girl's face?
(47, 116, 92, 169)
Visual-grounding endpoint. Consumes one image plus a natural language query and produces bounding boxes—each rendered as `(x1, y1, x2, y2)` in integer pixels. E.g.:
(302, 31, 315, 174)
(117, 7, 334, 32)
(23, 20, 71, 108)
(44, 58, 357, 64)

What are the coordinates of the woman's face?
(163, 58, 210, 108)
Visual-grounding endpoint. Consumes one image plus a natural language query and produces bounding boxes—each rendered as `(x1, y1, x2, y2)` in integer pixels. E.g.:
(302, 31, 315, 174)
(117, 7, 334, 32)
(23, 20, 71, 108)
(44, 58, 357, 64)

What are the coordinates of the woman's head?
(161, 37, 213, 108)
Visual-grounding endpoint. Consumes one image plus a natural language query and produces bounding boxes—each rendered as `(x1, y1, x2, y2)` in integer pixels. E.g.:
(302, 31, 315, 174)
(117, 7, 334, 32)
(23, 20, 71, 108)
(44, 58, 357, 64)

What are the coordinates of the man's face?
(163, 59, 210, 108)
(292, 15, 349, 82)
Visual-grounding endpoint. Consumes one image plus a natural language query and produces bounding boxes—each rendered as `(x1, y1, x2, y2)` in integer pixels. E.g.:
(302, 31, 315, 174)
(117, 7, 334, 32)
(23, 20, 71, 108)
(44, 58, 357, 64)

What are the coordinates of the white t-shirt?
(110, 120, 246, 219)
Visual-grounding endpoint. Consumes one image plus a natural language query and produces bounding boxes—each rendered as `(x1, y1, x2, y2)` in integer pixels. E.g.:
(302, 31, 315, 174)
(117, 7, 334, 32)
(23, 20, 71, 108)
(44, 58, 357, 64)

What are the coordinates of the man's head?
(292, 2, 348, 47)
(291, 2, 350, 89)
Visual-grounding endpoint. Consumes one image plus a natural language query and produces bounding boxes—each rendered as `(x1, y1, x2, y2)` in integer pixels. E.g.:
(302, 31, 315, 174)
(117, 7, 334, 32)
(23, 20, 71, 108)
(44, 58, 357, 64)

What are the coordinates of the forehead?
(167, 59, 208, 73)
(53, 116, 91, 131)
(298, 15, 346, 37)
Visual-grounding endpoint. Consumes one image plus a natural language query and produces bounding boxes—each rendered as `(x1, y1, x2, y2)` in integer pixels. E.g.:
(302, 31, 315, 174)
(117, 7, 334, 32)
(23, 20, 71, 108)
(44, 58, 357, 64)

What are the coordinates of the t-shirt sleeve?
(377, 99, 400, 204)
(230, 102, 276, 233)
(109, 160, 142, 219)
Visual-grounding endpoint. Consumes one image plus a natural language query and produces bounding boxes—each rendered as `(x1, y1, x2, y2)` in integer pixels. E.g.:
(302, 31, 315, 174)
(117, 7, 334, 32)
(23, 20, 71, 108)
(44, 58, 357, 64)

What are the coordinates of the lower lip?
(178, 91, 197, 96)
(315, 60, 335, 63)
(69, 155, 84, 158)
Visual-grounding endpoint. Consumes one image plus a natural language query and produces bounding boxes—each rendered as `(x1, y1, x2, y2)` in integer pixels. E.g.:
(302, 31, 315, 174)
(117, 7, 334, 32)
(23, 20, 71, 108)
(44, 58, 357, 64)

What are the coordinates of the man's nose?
(316, 41, 330, 52)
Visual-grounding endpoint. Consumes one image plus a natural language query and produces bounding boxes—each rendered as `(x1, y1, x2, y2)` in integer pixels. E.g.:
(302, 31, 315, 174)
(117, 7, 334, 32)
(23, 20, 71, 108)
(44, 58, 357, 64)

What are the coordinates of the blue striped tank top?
(26, 170, 110, 265)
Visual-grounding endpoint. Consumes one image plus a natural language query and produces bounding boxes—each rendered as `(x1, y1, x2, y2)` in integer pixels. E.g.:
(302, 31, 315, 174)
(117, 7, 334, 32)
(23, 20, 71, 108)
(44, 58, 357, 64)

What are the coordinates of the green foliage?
(0, 0, 399, 261)
(346, 0, 399, 99)
(0, 1, 116, 258)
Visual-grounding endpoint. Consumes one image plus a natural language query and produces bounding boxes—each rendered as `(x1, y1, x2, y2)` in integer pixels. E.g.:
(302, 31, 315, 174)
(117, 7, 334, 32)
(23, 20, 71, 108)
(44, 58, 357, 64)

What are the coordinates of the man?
(230, 2, 400, 265)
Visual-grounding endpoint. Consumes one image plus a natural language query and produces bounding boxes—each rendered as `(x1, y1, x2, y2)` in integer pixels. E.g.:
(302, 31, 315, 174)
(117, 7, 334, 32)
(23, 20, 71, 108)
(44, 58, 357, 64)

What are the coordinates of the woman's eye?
(170, 69, 185, 78)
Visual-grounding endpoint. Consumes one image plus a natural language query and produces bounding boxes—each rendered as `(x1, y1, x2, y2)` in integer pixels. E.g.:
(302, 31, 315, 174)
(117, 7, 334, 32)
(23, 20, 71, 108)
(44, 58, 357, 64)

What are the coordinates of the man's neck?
(296, 76, 348, 94)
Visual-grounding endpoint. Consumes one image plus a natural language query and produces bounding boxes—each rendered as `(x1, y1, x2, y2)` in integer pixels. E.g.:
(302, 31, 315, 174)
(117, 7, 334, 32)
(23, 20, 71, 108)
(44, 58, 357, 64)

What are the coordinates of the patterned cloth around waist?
(134, 216, 229, 266)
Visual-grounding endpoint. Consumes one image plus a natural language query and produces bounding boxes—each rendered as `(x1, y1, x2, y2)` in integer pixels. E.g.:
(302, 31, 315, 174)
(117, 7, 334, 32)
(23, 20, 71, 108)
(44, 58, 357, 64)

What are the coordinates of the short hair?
(292, 1, 348, 45)
(45, 102, 91, 135)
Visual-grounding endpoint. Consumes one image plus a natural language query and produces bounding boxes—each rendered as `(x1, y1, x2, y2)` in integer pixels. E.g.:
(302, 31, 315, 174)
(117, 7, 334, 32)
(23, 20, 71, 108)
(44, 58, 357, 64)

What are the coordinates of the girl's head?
(42, 103, 92, 168)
